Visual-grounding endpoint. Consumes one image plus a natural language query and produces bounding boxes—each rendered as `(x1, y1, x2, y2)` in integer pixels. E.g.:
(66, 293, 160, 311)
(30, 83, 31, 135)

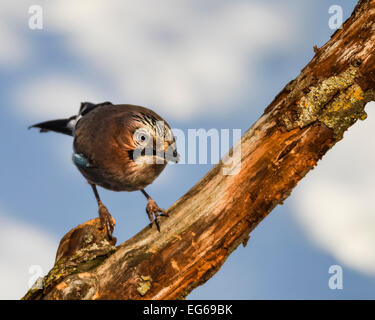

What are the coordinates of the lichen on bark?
(282, 63, 373, 138)
(137, 275, 152, 296)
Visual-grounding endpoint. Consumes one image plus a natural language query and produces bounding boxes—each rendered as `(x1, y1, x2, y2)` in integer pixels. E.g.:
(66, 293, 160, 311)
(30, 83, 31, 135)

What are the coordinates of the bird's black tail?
(28, 116, 76, 136)
(28, 101, 113, 136)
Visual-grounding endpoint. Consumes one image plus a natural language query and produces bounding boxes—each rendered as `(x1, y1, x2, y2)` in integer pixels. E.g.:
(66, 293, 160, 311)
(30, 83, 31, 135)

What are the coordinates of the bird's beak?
(131, 140, 179, 164)
(164, 143, 179, 163)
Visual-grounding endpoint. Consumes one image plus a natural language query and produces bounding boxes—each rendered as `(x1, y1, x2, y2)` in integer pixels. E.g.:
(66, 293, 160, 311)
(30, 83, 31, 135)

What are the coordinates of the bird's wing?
(79, 101, 113, 117)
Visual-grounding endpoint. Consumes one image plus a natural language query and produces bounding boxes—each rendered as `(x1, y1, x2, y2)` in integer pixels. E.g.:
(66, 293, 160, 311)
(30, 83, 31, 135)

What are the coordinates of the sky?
(1, 0, 374, 299)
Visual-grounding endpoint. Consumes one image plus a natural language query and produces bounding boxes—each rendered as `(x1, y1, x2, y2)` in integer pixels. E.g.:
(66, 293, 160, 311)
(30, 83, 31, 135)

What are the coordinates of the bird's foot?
(146, 199, 168, 232)
(98, 203, 115, 239)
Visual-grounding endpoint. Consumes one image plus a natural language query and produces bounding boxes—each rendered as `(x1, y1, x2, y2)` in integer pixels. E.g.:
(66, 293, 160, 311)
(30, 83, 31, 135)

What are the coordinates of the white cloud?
(15, 74, 106, 120)
(291, 102, 375, 276)
(11, 0, 297, 121)
(0, 210, 57, 299)
(0, 3, 30, 66)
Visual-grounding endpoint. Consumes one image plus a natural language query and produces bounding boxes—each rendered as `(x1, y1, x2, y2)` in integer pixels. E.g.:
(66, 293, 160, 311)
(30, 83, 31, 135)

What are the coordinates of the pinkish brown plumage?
(29, 101, 178, 238)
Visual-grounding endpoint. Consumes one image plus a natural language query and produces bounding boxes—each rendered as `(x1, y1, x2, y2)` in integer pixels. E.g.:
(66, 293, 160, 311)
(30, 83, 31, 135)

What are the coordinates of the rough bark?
(23, 0, 375, 300)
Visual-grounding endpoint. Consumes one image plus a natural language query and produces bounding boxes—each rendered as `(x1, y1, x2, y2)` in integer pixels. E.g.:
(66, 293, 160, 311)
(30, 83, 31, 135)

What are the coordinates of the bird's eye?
(133, 127, 152, 145)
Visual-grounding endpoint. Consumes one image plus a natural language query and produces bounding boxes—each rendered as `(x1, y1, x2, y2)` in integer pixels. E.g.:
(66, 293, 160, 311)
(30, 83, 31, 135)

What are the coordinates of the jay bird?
(29, 101, 179, 239)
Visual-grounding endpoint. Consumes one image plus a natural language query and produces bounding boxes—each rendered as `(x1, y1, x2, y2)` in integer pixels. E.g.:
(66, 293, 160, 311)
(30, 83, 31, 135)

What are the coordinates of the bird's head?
(127, 110, 179, 165)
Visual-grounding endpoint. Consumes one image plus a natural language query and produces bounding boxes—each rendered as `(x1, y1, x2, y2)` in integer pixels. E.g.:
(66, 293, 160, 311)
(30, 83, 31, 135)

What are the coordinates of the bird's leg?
(90, 183, 115, 239)
(141, 189, 168, 231)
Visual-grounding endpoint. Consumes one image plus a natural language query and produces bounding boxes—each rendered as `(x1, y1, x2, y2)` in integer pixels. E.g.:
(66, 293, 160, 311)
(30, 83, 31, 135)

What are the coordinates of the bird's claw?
(146, 199, 168, 232)
(98, 203, 115, 239)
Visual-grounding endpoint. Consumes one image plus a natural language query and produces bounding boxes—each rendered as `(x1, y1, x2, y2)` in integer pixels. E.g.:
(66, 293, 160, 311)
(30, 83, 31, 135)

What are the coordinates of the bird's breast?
(74, 149, 167, 192)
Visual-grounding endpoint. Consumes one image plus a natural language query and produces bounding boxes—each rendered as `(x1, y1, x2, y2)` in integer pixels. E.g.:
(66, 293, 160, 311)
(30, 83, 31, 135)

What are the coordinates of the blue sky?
(1, 0, 374, 299)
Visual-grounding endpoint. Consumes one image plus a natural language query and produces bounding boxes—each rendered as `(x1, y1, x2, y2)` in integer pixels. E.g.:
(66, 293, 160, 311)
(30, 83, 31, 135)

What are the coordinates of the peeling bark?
(23, 0, 375, 300)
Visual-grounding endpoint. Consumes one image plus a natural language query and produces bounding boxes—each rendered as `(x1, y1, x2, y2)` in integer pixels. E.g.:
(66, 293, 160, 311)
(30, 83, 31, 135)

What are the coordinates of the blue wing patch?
(72, 153, 90, 168)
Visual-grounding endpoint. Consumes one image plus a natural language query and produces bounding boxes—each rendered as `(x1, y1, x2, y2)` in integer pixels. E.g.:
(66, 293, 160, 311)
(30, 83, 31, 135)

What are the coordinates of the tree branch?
(23, 0, 375, 300)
